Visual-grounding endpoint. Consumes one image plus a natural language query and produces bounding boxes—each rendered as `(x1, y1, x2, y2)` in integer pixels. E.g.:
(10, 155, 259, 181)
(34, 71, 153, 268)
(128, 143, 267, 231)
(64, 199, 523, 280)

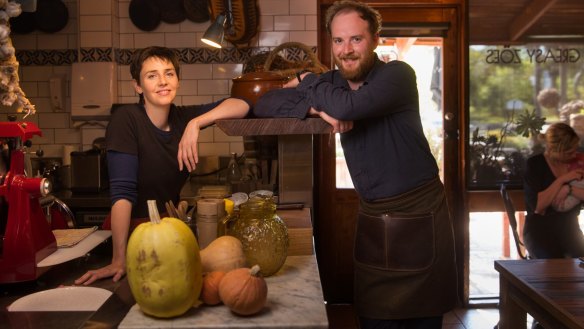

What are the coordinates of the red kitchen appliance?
(0, 120, 56, 283)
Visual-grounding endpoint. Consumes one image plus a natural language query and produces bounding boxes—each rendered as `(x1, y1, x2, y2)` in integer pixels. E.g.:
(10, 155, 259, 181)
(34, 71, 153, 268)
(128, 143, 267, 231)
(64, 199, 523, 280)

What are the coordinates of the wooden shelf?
(215, 117, 331, 136)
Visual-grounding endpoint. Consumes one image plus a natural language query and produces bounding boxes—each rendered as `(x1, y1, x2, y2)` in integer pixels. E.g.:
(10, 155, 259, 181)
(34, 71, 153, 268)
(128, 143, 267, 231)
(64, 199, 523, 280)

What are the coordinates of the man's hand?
(283, 71, 312, 88)
(317, 109, 353, 134)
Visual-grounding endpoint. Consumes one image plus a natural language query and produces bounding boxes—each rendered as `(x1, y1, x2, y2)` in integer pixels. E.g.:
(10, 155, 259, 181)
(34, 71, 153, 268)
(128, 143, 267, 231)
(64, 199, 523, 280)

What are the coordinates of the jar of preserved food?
(230, 195, 289, 276)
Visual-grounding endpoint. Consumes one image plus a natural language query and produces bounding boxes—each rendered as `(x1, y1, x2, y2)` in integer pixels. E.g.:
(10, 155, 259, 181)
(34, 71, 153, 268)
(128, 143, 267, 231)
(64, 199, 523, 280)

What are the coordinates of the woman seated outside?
(523, 122, 584, 259)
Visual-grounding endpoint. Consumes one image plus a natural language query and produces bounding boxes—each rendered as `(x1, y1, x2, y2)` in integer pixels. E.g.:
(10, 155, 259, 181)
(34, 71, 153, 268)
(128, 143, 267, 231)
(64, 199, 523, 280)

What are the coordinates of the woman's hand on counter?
(74, 262, 125, 285)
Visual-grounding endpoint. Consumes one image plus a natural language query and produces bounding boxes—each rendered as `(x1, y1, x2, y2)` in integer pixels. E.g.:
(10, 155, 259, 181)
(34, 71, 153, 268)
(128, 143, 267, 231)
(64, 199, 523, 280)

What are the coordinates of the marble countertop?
(118, 255, 328, 329)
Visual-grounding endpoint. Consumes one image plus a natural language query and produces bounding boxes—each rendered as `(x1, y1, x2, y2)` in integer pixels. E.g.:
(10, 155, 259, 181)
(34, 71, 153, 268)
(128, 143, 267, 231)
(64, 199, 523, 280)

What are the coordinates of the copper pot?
(231, 71, 286, 106)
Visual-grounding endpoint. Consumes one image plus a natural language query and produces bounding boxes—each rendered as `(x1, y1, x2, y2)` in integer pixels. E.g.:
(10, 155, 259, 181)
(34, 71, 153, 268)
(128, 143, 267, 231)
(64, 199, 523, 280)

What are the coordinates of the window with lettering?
(468, 45, 584, 189)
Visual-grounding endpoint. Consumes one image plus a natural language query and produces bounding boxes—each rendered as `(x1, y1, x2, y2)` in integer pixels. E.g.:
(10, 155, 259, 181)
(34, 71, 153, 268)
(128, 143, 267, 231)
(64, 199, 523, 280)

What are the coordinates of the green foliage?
(515, 109, 546, 138)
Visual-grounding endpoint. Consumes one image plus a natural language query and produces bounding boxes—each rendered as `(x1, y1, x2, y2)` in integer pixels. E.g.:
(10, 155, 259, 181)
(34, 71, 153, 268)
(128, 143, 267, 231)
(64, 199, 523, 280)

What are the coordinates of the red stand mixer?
(0, 120, 56, 283)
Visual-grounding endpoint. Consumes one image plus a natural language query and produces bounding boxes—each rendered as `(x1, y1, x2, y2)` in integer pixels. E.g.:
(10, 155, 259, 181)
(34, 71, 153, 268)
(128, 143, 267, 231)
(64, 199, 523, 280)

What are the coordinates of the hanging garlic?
(0, 2, 36, 116)
(5, 2, 22, 18)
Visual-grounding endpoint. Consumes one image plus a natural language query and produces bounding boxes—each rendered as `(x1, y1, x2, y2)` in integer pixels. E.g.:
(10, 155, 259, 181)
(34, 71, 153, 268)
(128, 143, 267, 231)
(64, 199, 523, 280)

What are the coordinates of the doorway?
(314, 1, 467, 305)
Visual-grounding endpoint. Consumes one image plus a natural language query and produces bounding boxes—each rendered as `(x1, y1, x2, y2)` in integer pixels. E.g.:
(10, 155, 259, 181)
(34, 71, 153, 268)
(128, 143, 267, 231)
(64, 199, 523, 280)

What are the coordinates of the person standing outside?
(75, 46, 250, 285)
(255, 1, 457, 328)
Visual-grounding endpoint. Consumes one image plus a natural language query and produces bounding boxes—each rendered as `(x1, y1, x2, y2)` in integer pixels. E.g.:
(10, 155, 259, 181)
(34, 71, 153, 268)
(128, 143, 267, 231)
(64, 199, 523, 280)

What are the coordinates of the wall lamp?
(201, 0, 233, 49)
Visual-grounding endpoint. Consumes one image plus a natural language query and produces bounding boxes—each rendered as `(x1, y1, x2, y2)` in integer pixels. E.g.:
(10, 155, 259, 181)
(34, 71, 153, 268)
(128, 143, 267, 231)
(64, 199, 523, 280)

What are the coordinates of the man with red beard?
(254, 1, 458, 328)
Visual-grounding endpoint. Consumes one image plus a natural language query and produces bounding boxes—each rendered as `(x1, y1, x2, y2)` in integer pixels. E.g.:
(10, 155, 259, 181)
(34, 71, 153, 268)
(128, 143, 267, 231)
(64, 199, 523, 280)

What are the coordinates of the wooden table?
(495, 259, 584, 329)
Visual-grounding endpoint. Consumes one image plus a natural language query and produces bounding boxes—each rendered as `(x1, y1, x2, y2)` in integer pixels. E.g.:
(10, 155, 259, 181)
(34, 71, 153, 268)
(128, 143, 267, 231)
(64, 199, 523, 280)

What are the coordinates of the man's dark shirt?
(255, 58, 438, 200)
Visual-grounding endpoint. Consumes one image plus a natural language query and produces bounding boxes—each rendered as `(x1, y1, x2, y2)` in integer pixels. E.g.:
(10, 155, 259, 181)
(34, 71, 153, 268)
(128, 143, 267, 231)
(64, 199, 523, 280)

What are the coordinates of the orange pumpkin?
(218, 265, 267, 316)
(200, 271, 225, 305)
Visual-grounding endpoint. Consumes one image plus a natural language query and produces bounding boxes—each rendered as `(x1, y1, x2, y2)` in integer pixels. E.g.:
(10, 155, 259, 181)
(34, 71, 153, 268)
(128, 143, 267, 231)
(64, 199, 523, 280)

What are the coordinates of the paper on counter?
(53, 226, 98, 248)
(37, 230, 112, 267)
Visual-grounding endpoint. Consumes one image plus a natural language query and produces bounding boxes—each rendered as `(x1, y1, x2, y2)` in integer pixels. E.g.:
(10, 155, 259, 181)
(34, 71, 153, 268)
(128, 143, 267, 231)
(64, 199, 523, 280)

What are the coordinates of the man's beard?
(335, 52, 376, 82)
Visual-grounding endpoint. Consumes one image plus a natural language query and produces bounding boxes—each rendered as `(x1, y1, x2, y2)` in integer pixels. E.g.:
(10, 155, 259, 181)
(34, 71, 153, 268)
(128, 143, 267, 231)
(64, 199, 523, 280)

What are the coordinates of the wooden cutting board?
(279, 208, 313, 256)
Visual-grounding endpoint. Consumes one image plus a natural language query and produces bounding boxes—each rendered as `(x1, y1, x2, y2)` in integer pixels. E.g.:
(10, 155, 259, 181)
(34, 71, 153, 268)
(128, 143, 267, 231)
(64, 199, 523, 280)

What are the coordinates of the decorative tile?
(80, 47, 113, 62)
(16, 46, 320, 66)
(16, 50, 78, 66)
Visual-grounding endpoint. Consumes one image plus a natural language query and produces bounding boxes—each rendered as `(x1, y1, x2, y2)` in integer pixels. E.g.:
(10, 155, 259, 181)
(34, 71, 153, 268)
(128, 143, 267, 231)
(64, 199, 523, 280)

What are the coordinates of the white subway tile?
(260, 16, 274, 32)
(258, 0, 290, 15)
(39, 144, 65, 158)
(119, 33, 135, 48)
(179, 20, 210, 33)
(119, 17, 142, 34)
(199, 141, 230, 157)
(182, 95, 215, 105)
(31, 128, 54, 145)
(80, 0, 112, 15)
(37, 35, 69, 50)
(120, 96, 139, 104)
(80, 31, 113, 47)
(212, 95, 231, 102)
(214, 128, 244, 142)
(165, 32, 198, 48)
(120, 81, 137, 97)
(198, 79, 229, 95)
(67, 34, 78, 48)
(212, 64, 243, 80)
(181, 64, 213, 80)
(38, 113, 70, 128)
(290, 0, 317, 15)
(81, 128, 106, 146)
(198, 127, 214, 142)
(229, 142, 245, 156)
(37, 82, 49, 97)
(19, 82, 39, 97)
(134, 33, 165, 48)
(118, 0, 130, 18)
(80, 15, 112, 32)
(20, 66, 53, 81)
(177, 80, 198, 96)
(10, 34, 37, 50)
(258, 31, 290, 46)
(275, 16, 305, 31)
(30, 98, 52, 113)
(54, 128, 82, 144)
(289, 31, 317, 46)
(306, 15, 317, 30)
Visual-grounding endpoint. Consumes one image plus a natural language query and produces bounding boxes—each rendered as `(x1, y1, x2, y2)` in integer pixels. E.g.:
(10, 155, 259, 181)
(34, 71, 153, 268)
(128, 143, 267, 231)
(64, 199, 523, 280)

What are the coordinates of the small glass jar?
(230, 195, 289, 276)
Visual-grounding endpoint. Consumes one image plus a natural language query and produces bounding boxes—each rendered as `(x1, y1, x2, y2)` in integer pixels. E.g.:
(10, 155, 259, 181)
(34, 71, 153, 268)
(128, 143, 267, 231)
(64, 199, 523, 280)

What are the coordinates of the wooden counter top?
(215, 118, 331, 136)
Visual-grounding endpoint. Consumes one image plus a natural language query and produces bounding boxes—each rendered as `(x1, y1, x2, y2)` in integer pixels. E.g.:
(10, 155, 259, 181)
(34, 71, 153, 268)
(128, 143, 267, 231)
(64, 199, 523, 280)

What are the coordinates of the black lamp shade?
(201, 14, 227, 48)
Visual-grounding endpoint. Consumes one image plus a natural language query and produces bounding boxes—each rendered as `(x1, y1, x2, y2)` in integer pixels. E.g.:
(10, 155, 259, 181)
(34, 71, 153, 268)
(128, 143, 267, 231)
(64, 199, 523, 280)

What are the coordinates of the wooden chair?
(500, 184, 528, 260)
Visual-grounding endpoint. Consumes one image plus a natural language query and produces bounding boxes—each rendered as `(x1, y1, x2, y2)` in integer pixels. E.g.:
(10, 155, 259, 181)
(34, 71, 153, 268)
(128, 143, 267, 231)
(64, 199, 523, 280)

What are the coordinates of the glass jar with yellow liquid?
(229, 195, 289, 276)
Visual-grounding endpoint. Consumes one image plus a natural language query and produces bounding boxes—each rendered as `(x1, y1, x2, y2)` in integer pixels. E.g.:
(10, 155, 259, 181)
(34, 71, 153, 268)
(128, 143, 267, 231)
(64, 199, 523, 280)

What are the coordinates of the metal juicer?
(0, 120, 56, 283)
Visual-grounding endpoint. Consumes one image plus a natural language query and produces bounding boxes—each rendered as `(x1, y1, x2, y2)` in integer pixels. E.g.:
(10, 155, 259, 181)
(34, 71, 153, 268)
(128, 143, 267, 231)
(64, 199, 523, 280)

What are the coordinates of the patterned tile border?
(16, 46, 319, 67)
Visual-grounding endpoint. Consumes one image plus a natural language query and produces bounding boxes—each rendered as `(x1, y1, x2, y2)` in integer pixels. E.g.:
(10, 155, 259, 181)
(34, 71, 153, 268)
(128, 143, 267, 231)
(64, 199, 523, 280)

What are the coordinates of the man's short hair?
(325, 0, 382, 37)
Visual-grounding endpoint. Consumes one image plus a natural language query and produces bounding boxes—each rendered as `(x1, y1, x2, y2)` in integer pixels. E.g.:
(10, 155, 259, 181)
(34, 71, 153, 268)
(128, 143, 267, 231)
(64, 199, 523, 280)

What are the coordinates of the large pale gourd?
(200, 235, 247, 273)
(126, 200, 203, 318)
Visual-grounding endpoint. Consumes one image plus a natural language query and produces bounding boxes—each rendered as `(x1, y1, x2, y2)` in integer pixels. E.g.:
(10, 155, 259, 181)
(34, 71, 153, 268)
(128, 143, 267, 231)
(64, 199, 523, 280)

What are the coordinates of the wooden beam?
(509, 0, 559, 41)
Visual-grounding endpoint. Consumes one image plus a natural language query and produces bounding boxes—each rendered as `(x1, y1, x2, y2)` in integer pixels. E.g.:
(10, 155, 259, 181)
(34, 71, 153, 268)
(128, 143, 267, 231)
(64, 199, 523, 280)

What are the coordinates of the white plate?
(8, 286, 112, 312)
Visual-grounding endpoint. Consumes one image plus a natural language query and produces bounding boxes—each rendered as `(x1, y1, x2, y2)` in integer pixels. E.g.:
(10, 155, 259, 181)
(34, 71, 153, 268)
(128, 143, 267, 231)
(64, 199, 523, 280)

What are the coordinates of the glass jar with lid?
(229, 195, 289, 276)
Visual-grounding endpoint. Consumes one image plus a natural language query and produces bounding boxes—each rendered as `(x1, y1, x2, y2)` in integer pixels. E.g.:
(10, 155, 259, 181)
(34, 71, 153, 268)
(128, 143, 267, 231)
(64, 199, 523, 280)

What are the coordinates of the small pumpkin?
(126, 200, 203, 318)
(218, 265, 268, 316)
(200, 235, 247, 273)
(200, 271, 225, 305)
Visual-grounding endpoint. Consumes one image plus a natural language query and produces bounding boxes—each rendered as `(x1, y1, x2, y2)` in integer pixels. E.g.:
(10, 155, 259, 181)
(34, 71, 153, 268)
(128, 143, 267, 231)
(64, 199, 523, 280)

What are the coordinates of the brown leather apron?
(353, 178, 458, 319)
